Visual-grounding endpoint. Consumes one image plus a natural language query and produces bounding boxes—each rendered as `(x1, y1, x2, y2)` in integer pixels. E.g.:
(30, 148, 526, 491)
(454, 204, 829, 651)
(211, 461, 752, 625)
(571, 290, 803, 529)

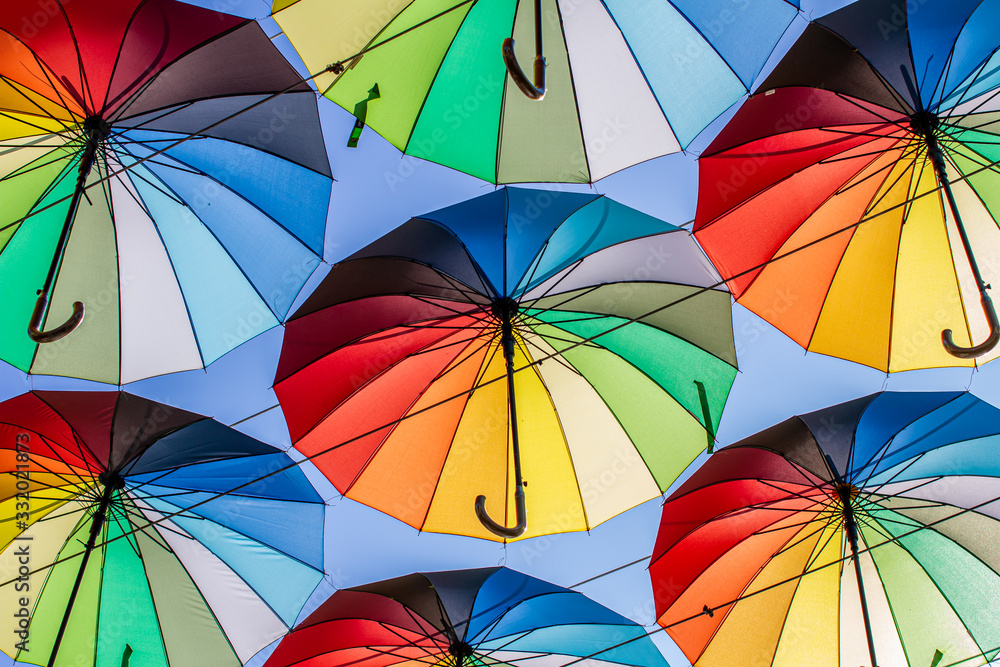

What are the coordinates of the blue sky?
(6, 0, 1000, 665)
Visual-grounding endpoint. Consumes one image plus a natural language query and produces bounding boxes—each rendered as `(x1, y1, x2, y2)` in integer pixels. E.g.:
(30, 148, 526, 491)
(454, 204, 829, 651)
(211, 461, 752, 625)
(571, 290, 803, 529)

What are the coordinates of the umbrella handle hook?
(942, 291, 1000, 359)
(28, 293, 85, 343)
(475, 486, 526, 538)
(502, 39, 545, 100)
(502, 0, 545, 100)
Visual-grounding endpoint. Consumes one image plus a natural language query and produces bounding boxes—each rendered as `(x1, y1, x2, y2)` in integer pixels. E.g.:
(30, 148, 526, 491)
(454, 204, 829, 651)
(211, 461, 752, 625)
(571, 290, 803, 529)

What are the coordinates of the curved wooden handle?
(28, 293, 85, 343)
(502, 38, 545, 100)
(942, 292, 1000, 359)
(475, 486, 526, 538)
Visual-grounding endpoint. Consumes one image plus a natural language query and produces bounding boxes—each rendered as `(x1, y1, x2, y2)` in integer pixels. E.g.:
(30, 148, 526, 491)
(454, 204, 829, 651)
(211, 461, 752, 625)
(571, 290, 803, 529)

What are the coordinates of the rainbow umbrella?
(651, 391, 1000, 667)
(692, 0, 1000, 372)
(262, 566, 668, 667)
(271, 0, 801, 184)
(275, 187, 737, 540)
(0, 391, 326, 667)
(0, 0, 332, 384)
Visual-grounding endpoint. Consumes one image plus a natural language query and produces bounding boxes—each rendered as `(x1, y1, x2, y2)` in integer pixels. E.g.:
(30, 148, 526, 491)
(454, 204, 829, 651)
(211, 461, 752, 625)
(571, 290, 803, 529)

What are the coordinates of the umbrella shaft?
(46, 481, 115, 667)
(840, 489, 878, 667)
(850, 539, 879, 667)
(38, 129, 103, 300)
(532, 0, 543, 59)
(925, 136, 989, 295)
(501, 310, 523, 491)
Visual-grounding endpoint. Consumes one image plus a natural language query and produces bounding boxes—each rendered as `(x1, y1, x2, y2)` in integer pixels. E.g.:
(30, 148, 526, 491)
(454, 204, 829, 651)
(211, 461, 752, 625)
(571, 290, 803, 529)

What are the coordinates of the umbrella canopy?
(650, 391, 1000, 667)
(692, 0, 1000, 372)
(0, 0, 333, 384)
(263, 566, 668, 667)
(275, 187, 738, 541)
(271, 0, 800, 184)
(0, 391, 327, 667)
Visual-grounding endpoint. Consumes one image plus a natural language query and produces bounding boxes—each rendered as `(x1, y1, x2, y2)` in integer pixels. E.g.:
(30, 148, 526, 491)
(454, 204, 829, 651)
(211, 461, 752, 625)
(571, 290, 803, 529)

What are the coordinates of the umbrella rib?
(0, 102, 76, 139)
(0, 138, 81, 177)
(518, 324, 603, 351)
(816, 136, 918, 171)
(363, 644, 443, 667)
(939, 133, 1000, 176)
(384, 610, 449, 653)
(29, 495, 98, 527)
(942, 82, 1000, 126)
(0, 152, 78, 226)
(512, 197, 613, 302)
(933, 42, 999, 115)
(846, 402, 972, 490)
(403, 291, 488, 319)
(801, 516, 843, 574)
(11, 497, 87, 525)
(424, 332, 496, 388)
(113, 132, 329, 268)
(403, 253, 494, 304)
(749, 513, 836, 538)
(521, 308, 617, 329)
(830, 87, 913, 133)
(12, 469, 85, 497)
(0, 138, 71, 149)
(106, 501, 144, 559)
(518, 283, 610, 320)
(939, 123, 1000, 143)
(569, 554, 649, 589)
(107, 466, 179, 495)
(367, 328, 485, 362)
(0, 80, 77, 135)
(302, 0, 478, 95)
(12, 448, 90, 491)
(1, 45, 85, 133)
(107, 147, 200, 206)
(856, 509, 995, 667)
(406, 335, 501, 527)
(471, 629, 541, 661)
(519, 328, 583, 377)
(811, 124, 912, 142)
(756, 478, 833, 508)
(119, 501, 187, 546)
(113, 99, 197, 130)
(342, 331, 489, 497)
(856, 454, 924, 498)
(518, 258, 596, 307)
(851, 507, 896, 545)
(38, 431, 105, 487)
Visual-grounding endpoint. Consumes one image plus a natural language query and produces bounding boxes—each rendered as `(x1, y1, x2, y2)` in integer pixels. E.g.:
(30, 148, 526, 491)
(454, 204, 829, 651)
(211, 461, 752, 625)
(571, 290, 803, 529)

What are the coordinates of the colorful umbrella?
(0, 0, 333, 384)
(0, 391, 327, 667)
(650, 391, 1000, 667)
(275, 187, 738, 540)
(271, 0, 800, 184)
(262, 566, 668, 667)
(692, 0, 1000, 372)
